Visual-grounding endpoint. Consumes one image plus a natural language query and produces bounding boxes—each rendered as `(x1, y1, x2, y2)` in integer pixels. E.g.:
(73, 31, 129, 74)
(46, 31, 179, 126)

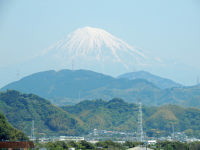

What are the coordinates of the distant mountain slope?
(155, 85, 200, 108)
(0, 90, 85, 136)
(118, 71, 182, 89)
(1, 69, 200, 107)
(1, 69, 159, 105)
(22, 27, 155, 77)
(61, 98, 200, 137)
(0, 112, 28, 141)
(1, 69, 116, 99)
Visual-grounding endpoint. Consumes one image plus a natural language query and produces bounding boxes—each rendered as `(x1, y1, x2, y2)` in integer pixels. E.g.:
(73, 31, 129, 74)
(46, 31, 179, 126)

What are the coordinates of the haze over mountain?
(118, 71, 182, 89)
(19, 26, 158, 77)
(39, 27, 148, 71)
(0, 26, 199, 88)
(2, 69, 200, 107)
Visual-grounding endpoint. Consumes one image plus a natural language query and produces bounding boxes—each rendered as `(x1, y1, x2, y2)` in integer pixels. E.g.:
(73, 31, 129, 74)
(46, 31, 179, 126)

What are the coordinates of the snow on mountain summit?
(38, 26, 155, 75)
(59, 27, 144, 57)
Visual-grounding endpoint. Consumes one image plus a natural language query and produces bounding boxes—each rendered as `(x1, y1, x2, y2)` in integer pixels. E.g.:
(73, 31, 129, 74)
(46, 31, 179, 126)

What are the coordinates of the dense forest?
(0, 90, 199, 138)
(0, 90, 86, 136)
(0, 112, 28, 141)
(62, 98, 200, 137)
(2, 69, 200, 107)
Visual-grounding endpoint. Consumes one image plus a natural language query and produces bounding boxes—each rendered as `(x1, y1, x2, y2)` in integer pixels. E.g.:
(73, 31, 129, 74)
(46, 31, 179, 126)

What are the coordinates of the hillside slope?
(0, 90, 85, 136)
(0, 112, 29, 141)
(118, 71, 182, 89)
(1, 69, 200, 107)
(62, 98, 200, 137)
(1, 69, 158, 105)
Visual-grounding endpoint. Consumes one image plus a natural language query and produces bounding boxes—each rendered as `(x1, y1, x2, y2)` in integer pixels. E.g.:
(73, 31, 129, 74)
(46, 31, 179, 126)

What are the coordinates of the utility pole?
(133, 70, 135, 80)
(16, 69, 20, 80)
(197, 76, 199, 85)
(72, 60, 74, 71)
(172, 123, 175, 140)
(31, 120, 35, 140)
(137, 99, 144, 142)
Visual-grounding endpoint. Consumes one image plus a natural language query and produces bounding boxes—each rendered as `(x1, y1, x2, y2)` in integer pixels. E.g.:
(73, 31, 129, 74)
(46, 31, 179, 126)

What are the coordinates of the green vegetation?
(35, 140, 138, 150)
(62, 98, 200, 137)
(0, 90, 199, 138)
(35, 141, 200, 150)
(152, 141, 200, 150)
(0, 90, 86, 136)
(2, 69, 200, 107)
(62, 98, 139, 131)
(0, 111, 28, 141)
(118, 71, 182, 89)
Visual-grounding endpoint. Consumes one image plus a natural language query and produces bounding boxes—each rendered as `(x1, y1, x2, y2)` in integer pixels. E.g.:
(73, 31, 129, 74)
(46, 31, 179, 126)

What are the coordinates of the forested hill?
(2, 69, 200, 107)
(0, 90, 199, 137)
(62, 98, 200, 137)
(0, 112, 28, 141)
(118, 71, 182, 89)
(0, 90, 86, 136)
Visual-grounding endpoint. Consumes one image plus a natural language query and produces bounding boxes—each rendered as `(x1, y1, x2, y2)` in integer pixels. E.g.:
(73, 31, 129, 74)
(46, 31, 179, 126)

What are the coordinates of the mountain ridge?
(62, 98, 200, 137)
(0, 26, 159, 89)
(0, 90, 199, 138)
(118, 71, 182, 89)
(0, 90, 86, 136)
(1, 69, 200, 107)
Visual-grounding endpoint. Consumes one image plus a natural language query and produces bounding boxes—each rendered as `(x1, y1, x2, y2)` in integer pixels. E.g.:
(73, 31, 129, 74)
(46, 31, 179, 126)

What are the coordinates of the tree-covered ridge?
(2, 69, 200, 107)
(0, 90, 86, 136)
(63, 99, 139, 131)
(118, 71, 182, 89)
(0, 90, 199, 137)
(0, 111, 29, 141)
(62, 98, 200, 137)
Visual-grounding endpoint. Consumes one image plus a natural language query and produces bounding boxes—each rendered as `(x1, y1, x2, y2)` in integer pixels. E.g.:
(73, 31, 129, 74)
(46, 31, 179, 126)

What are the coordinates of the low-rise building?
(0, 141, 34, 150)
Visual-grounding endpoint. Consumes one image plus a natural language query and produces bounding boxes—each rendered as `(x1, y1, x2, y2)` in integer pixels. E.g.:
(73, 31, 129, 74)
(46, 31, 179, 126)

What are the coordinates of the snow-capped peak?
(42, 26, 145, 59)
(39, 26, 155, 75)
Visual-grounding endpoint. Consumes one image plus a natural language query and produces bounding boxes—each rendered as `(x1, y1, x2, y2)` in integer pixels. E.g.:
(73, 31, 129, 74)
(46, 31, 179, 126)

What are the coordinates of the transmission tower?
(172, 123, 175, 140)
(197, 76, 199, 85)
(132, 70, 135, 80)
(132, 67, 136, 80)
(16, 69, 20, 80)
(137, 99, 144, 142)
(31, 120, 35, 140)
(72, 60, 74, 71)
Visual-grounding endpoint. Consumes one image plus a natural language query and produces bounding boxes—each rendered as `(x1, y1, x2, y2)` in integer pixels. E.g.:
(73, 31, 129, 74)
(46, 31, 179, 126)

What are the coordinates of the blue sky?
(0, 0, 200, 86)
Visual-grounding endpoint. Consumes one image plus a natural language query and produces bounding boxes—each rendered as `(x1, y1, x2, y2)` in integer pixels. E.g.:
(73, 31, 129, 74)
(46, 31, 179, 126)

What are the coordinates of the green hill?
(0, 90, 199, 137)
(0, 69, 161, 105)
(1, 69, 200, 107)
(0, 112, 29, 141)
(118, 71, 182, 89)
(0, 90, 86, 136)
(62, 98, 200, 137)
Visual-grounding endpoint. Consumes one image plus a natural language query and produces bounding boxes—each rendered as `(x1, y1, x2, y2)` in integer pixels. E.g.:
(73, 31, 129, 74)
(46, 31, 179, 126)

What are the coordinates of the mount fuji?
(1, 26, 199, 88)
(0, 26, 161, 88)
(31, 26, 157, 76)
